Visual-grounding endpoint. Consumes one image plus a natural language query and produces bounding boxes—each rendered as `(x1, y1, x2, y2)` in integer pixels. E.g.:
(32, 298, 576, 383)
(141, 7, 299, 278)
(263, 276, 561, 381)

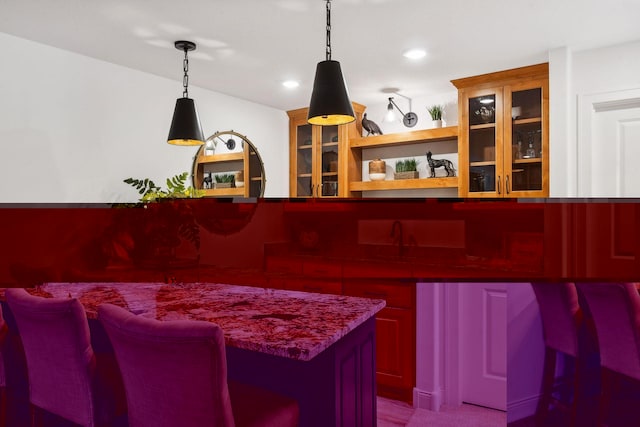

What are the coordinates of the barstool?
(98, 303, 299, 427)
(5, 288, 125, 427)
(530, 282, 594, 426)
(0, 304, 8, 427)
(576, 282, 640, 427)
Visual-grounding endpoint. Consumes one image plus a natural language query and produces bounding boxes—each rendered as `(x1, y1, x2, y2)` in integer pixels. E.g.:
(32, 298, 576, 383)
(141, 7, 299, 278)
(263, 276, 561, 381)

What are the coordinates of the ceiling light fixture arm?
(325, 0, 332, 61)
(388, 93, 418, 128)
(215, 134, 237, 150)
(175, 40, 196, 99)
(388, 97, 406, 117)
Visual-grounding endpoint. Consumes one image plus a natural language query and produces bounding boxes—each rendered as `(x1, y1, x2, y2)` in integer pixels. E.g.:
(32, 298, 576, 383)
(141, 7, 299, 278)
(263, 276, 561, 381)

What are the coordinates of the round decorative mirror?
(192, 130, 266, 198)
(191, 131, 265, 235)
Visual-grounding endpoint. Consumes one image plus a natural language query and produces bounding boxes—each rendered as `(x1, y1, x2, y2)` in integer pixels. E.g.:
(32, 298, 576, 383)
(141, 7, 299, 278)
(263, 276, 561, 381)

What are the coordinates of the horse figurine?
(426, 151, 456, 178)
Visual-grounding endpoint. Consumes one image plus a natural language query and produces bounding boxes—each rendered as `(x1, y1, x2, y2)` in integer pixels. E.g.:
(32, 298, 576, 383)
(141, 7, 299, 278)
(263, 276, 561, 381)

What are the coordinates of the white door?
(459, 283, 507, 411)
(579, 89, 640, 196)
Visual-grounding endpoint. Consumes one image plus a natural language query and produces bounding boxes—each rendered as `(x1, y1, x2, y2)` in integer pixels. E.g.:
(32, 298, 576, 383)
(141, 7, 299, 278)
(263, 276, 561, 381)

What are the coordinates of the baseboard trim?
(507, 394, 540, 423)
(413, 387, 442, 412)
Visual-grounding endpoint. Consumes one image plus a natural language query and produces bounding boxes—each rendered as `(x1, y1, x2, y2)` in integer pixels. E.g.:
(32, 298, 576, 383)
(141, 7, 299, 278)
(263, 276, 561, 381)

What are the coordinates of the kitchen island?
(19, 282, 386, 427)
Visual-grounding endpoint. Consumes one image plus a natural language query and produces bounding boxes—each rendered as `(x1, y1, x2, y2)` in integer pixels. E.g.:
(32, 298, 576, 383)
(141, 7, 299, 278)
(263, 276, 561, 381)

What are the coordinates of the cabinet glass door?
(467, 92, 501, 195)
(295, 124, 314, 197)
(320, 126, 339, 197)
(507, 86, 543, 194)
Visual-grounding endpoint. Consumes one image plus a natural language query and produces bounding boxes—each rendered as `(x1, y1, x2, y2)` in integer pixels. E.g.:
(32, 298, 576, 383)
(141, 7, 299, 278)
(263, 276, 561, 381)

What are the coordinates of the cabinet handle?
(497, 176, 501, 195)
(315, 184, 320, 198)
(506, 175, 510, 194)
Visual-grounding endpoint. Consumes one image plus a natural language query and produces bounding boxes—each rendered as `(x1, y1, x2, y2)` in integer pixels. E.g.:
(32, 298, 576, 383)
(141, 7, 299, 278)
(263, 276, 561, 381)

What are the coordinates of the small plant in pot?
(214, 173, 235, 189)
(394, 158, 419, 180)
(427, 105, 444, 128)
(120, 172, 202, 266)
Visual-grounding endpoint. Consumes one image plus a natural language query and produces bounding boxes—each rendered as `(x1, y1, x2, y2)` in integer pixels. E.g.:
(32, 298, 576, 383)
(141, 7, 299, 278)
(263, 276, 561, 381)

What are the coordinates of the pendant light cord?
(182, 47, 189, 98)
(325, 0, 331, 61)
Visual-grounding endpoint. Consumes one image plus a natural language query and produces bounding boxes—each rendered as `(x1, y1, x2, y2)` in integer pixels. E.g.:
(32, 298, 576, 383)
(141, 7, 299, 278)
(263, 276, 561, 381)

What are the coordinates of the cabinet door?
(504, 79, 549, 197)
(460, 87, 505, 197)
(287, 117, 315, 197)
(319, 125, 341, 197)
(375, 307, 415, 398)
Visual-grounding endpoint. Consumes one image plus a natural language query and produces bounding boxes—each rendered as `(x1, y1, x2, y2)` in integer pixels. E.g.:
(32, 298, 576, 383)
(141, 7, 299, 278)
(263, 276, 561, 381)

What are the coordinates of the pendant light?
(167, 40, 204, 146)
(307, 0, 355, 126)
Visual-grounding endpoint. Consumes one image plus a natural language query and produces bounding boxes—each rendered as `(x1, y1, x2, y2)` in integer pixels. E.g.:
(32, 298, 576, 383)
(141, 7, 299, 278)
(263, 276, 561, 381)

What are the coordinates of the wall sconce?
(215, 134, 237, 150)
(307, 0, 355, 126)
(167, 40, 205, 146)
(386, 94, 418, 128)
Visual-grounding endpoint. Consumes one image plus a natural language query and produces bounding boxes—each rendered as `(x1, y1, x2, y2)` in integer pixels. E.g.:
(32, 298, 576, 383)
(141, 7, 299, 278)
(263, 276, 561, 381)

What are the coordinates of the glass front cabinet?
(453, 63, 549, 198)
(287, 103, 366, 198)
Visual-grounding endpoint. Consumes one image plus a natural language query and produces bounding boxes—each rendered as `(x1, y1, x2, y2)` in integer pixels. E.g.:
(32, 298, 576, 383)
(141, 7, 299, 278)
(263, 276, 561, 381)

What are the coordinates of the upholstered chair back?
(5, 288, 98, 427)
(577, 282, 640, 380)
(0, 303, 7, 388)
(531, 282, 581, 356)
(98, 303, 235, 427)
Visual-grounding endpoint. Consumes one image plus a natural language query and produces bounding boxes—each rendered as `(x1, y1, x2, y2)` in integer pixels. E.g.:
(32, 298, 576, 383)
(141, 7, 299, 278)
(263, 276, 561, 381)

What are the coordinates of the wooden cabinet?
(452, 63, 549, 198)
(348, 127, 459, 194)
(287, 103, 366, 198)
(343, 279, 416, 402)
(265, 255, 417, 403)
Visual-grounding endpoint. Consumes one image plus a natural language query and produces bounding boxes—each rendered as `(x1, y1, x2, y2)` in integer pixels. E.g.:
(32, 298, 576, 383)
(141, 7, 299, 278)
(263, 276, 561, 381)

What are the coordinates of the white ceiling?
(1, 0, 639, 112)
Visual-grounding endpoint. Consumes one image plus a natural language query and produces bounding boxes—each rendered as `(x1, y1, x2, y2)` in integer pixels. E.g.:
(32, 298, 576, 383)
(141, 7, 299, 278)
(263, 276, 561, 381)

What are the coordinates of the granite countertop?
(21, 282, 385, 362)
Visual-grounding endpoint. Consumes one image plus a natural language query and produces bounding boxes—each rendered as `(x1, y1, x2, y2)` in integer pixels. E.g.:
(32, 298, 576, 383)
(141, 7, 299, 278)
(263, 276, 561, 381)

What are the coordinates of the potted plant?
(427, 105, 444, 128)
(121, 172, 202, 266)
(214, 173, 235, 189)
(394, 158, 419, 180)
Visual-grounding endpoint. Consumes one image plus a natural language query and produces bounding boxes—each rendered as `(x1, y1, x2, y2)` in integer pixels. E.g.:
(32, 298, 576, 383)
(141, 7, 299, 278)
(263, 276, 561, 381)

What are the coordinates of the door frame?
(577, 88, 640, 196)
(414, 282, 462, 411)
(415, 282, 508, 411)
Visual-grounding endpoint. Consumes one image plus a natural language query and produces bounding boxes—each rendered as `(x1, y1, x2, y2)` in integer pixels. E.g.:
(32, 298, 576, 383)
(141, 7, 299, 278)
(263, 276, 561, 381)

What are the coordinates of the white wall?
(0, 32, 289, 202)
(363, 91, 459, 136)
(549, 39, 640, 197)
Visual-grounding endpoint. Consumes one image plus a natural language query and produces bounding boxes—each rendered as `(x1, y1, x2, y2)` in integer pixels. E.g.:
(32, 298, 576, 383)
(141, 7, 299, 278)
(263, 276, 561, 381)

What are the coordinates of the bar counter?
(29, 282, 385, 361)
(6, 282, 386, 427)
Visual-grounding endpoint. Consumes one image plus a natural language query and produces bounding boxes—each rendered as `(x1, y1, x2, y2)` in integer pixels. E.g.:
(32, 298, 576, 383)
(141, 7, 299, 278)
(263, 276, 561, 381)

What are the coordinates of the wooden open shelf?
(350, 126, 458, 149)
(197, 152, 244, 163)
(347, 126, 459, 195)
(349, 177, 458, 192)
(200, 187, 245, 197)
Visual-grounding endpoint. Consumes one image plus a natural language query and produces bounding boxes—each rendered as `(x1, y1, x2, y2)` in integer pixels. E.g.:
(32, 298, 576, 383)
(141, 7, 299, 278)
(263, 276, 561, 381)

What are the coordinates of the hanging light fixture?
(167, 40, 204, 146)
(307, 0, 355, 126)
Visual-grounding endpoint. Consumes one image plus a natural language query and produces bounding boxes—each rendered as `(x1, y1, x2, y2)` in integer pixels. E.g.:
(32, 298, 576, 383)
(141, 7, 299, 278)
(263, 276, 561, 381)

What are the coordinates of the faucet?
(390, 220, 404, 257)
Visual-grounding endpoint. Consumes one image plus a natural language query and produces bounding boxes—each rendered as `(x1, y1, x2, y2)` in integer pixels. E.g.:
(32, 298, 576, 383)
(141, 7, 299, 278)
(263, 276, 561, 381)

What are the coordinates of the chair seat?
(228, 381, 299, 427)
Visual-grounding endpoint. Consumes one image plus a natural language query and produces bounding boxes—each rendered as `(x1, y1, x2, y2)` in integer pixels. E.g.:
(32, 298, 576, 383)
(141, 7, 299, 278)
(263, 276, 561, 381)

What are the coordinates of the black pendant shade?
(307, 60, 355, 126)
(167, 40, 204, 146)
(167, 98, 204, 146)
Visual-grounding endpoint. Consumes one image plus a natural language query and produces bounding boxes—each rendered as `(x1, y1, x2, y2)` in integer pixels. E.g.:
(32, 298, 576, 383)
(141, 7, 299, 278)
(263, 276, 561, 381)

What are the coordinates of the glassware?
(525, 140, 536, 159)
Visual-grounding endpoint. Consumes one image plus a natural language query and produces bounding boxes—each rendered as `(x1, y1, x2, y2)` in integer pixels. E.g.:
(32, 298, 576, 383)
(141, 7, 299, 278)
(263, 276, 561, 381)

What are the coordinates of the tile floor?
(377, 397, 507, 427)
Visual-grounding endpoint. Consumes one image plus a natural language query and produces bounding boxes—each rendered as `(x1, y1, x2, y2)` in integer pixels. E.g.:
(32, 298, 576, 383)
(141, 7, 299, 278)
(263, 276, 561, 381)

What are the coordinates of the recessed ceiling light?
(282, 80, 300, 89)
(403, 49, 426, 60)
